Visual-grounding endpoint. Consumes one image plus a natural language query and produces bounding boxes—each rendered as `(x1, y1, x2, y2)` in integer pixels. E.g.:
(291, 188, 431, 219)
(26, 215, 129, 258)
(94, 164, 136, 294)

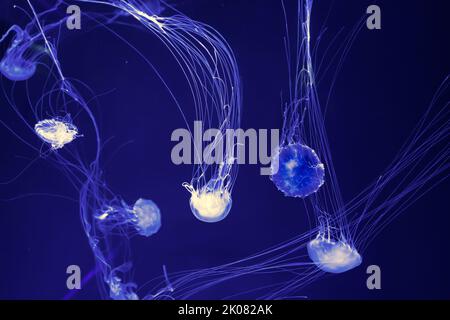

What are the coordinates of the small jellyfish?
(132, 198, 161, 237)
(108, 276, 139, 300)
(0, 25, 37, 81)
(270, 143, 325, 198)
(188, 189, 232, 223)
(0, 56, 36, 81)
(34, 118, 79, 149)
(307, 236, 362, 273)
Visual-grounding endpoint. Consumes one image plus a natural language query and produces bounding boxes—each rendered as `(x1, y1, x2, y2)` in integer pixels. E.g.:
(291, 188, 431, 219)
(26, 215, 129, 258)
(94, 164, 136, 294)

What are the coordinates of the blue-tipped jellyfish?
(271, 143, 325, 198)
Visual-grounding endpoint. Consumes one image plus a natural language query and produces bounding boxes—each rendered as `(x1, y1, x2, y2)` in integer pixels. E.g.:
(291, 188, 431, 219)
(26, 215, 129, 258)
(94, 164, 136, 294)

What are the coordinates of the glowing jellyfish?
(107, 270, 139, 300)
(273, 0, 325, 200)
(307, 236, 362, 273)
(34, 118, 79, 149)
(189, 189, 232, 223)
(108, 0, 242, 223)
(96, 198, 162, 237)
(109, 277, 138, 300)
(132, 198, 161, 237)
(271, 143, 325, 198)
(0, 25, 38, 81)
(0, 56, 36, 81)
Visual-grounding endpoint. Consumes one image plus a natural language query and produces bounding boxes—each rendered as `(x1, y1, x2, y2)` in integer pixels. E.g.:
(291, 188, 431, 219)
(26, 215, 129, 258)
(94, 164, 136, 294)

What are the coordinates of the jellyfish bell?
(34, 118, 79, 149)
(0, 56, 36, 81)
(132, 198, 161, 237)
(307, 236, 362, 274)
(188, 187, 232, 223)
(270, 143, 325, 198)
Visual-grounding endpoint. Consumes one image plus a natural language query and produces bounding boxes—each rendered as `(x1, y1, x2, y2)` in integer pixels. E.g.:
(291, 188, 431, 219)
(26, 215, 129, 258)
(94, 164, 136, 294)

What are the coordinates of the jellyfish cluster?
(0, 0, 242, 300)
(0, 0, 448, 300)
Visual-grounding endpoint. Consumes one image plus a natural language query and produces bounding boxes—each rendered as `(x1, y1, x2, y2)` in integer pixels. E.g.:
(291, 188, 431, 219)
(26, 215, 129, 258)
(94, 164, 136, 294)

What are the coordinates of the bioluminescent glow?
(34, 118, 79, 149)
(132, 198, 162, 237)
(307, 236, 362, 273)
(188, 187, 232, 223)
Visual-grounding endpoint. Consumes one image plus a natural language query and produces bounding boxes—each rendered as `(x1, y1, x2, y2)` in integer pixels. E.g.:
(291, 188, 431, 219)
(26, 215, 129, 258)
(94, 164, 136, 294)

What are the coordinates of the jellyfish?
(96, 198, 162, 238)
(132, 198, 162, 237)
(307, 236, 362, 273)
(83, 0, 241, 223)
(34, 118, 79, 149)
(0, 53, 36, 81)
(271, 143, 325, 198)
(108, 275, 139, 300)
(271, 0, 325, 200)
(0, 25, 39, 81)
(188, 187, 232, 223)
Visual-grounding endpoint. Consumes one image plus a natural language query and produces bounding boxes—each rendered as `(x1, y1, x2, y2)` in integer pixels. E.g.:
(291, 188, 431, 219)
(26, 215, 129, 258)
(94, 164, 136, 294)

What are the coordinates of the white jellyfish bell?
(34, 118, 79, 149)
(307, 236, 362, 273)
(189, 188, 232, 223)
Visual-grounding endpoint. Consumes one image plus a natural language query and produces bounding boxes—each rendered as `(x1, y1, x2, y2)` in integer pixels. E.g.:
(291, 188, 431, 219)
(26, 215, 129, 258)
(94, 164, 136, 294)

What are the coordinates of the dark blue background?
(0, 0, 449, 299)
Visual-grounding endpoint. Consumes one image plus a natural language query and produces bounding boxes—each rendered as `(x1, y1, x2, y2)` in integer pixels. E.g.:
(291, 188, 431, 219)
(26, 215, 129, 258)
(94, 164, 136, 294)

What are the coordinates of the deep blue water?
(0, 0, 448, 299)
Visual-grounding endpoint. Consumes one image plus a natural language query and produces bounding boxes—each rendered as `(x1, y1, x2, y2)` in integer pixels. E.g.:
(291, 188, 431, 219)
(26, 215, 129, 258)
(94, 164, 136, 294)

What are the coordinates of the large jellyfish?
(186, 183, 232, 223)
(96, 198, 161, 237)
